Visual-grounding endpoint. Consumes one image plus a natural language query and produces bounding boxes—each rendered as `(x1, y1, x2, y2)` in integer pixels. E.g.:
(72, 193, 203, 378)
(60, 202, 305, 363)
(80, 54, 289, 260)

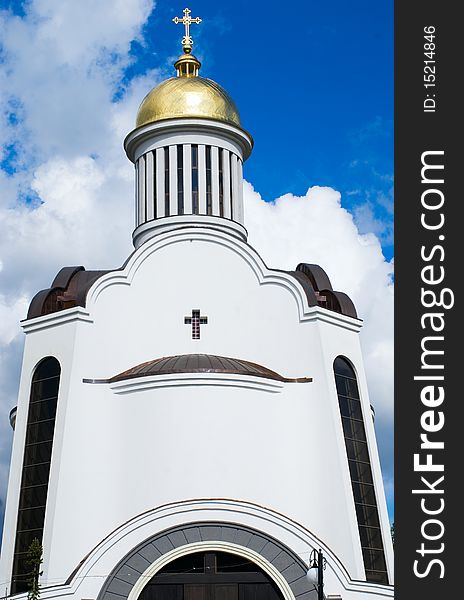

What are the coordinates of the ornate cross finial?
(172, 7, 202, 53)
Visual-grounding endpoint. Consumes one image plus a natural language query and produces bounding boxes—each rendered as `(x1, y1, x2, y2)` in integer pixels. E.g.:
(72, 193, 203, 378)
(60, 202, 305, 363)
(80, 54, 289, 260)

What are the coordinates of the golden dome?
(136, 52, 241, 128)
(136, 75, 240, 128)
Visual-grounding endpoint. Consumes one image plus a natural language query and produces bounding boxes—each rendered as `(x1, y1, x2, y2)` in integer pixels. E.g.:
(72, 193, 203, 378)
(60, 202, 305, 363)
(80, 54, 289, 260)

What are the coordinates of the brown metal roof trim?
(293, 263, 358, 318)
(86, 354, 312, 384)
(26, 259, 357, 321)
(27, 266, 111, 319)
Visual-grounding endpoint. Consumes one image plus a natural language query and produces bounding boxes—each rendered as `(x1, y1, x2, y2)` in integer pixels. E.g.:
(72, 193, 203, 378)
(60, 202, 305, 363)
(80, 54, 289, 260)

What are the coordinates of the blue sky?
(3, 0, 394, 254)
(134, 0, 394, 257)
(0, 0, 394, 540)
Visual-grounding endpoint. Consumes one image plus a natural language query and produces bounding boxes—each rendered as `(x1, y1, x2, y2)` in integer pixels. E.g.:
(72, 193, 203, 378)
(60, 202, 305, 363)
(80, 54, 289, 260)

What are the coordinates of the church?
(0, 9, 394, 600)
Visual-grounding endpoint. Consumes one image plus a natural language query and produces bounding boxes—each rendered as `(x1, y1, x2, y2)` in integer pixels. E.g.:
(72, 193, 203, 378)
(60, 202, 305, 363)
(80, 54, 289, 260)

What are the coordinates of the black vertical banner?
(396, 2, 459, 598)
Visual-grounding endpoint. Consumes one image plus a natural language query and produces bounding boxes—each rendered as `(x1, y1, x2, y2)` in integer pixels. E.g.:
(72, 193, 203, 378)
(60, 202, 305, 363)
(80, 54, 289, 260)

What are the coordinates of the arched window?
(139, 551, 284, 600)
(11, 357, 61, 595)
(333, 356, 388, 585)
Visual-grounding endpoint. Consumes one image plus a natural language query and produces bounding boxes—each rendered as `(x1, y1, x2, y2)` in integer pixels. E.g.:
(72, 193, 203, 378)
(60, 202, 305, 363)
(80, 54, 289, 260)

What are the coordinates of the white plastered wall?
(0, 227, 393, 597)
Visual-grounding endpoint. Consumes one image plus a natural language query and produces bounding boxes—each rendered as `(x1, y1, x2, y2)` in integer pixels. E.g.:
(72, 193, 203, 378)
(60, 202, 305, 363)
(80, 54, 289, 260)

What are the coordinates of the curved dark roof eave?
(84, 354, 312, 384)
(26, 254, 357, 321)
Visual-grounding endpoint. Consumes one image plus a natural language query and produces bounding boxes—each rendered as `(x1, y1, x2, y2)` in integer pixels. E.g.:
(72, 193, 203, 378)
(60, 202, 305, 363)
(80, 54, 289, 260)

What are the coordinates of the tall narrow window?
(191, 144, 199, 214)
(164, 147, 170, 216)
(11, 358, 61, 595)
(334, 357, 388, 585)
(177, 145, 184, 215)
(205, 145, 212, 215)
(218, 148, 224, 217)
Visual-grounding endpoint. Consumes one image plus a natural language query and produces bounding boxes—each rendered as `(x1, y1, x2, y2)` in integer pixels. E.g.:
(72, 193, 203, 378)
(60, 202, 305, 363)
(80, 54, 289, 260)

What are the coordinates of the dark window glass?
(218, 148, 224, 217)
(346, 377, 360, 399)
(21, 461, 51, 489)
(344, 438, 370, 463)
(177, 145, 184, 215)
(15, 529, 44, 548)
(31, 359, 60, 380)
(335, 374, 347, 396)
(158, 553, 205, 574)
(355, 503, 381, 528)
(205, 146, 212, 215)
(17, 507, 47, 532)
(334, 357, 356, 379)
(11, 554, 31, 591)
(139, 551, 284, 600)
(191, 144, 199, 214)
(19, 485, 48, 510)
(365, 570, 389, 585)
(23, 441, 54, 466)
(27, 398, 57, 423)
(11, 357, 60, 595)
(30, 377, 60, 403)
(216, 553, 259, 573)
(351, 482, 377, 506)
(338, 395, 363, 421)
(359, 526, 384, 550)
(25, 419, 56, 445)
(342, 417, 367, 441)
(334, 356, 388, 585)
(165, 147, 170, 216)
(362, 548, 387, 573)
(349, 460, 374, 485)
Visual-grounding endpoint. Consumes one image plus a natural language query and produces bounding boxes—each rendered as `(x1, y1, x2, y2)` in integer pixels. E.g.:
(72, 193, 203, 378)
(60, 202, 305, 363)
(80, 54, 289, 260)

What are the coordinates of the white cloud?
(244, 182, 394, 489)
(0, 0, 158, 533)
(0, 0, 394, 533)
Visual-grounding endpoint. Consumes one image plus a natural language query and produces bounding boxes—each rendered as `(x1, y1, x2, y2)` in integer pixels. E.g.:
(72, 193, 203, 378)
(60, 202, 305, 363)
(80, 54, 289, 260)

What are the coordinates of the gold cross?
(172, 7, 202, 51)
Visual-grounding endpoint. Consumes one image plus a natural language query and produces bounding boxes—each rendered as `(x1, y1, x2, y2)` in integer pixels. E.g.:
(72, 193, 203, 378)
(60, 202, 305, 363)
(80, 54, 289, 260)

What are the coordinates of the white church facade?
(0, 11, 394, 600)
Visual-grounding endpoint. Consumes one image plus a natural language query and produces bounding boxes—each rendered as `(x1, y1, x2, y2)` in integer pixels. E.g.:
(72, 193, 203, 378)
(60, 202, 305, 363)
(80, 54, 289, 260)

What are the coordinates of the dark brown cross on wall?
(184, 309, 208, 339)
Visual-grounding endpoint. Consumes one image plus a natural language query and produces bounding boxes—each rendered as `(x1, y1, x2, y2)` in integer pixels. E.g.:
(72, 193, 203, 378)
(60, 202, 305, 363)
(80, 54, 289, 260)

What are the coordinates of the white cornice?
(21, 306, 93, 333)
(86, 372, 290, 394)
(133, 215, 248, 248)
(124, 117, 253, 162)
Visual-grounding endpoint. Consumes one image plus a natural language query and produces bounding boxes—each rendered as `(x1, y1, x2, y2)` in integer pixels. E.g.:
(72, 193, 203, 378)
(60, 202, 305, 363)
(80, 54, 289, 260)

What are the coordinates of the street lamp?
(306, 549, 327, 600)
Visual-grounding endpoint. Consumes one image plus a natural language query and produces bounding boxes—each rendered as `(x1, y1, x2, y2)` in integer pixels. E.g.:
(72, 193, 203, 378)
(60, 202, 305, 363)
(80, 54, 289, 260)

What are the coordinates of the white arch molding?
(31, 500, 393, 600)
(127, 541, 296, 600)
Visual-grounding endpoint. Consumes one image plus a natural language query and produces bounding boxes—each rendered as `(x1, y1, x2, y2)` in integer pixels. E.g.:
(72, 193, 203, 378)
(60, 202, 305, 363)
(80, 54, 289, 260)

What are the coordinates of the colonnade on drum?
(135, 143, 244, 227)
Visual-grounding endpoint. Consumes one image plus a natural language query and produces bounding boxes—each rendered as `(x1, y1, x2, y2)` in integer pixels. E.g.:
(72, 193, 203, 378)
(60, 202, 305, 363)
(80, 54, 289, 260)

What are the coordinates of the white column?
(211, 146, 220, 216)
(198, 144, 207, 214)
(222, 149, 231, 219)
(230, 153, 238, 221)
(169, 145, 178, 216)
(135, 162, 139, 227)
(183, 144, 192, 214)
(156, 147, 165, 218)
(138, 154, 146, 224)
(237, 158, 244, 224)
(145, 151, 154, 221)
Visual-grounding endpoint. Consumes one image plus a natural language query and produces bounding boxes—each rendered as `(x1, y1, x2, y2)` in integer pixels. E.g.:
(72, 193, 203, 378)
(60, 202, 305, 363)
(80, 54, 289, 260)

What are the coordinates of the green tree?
(26, 538, 43, 600)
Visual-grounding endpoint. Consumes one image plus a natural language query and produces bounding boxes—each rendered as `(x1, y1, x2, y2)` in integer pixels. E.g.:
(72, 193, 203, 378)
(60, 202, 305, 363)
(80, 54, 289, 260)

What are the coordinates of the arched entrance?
(139, 550, 285, 600)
